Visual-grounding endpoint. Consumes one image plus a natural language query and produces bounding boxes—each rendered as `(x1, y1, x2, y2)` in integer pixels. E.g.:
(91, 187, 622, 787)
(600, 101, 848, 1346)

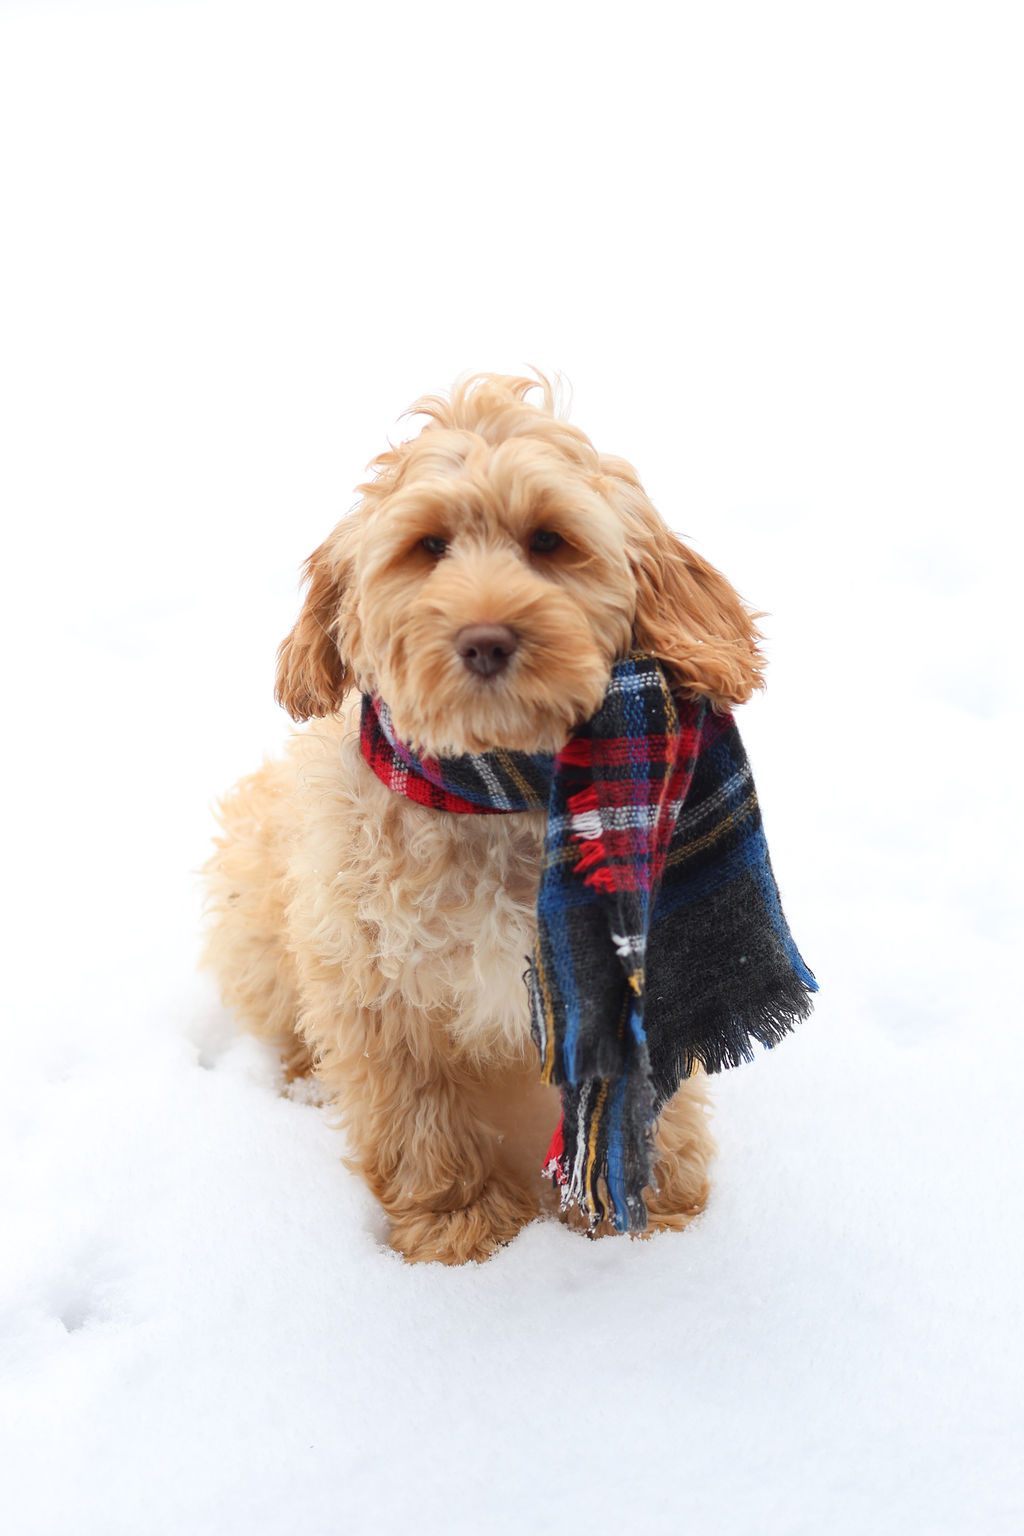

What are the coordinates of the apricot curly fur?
(205, 372, 755, 1263)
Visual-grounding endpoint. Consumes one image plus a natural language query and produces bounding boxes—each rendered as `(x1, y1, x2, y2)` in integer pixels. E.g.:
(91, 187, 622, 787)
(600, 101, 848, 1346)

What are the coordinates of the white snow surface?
(2, 3, 1023, 1533)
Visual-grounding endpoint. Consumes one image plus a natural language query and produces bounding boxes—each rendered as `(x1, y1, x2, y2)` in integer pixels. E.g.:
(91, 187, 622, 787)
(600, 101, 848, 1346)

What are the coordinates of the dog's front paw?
(642, 1169, 711, 1234)
(388, 1178, 537, 1265)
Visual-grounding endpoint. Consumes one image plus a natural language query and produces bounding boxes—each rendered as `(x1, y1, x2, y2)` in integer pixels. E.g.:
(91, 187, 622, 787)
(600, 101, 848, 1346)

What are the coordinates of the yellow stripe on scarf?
(532, 942, 557, 1083)
(664, 787, 759, 868)
(584, 1081, 608, 1217)
(492, 749, 546, 809)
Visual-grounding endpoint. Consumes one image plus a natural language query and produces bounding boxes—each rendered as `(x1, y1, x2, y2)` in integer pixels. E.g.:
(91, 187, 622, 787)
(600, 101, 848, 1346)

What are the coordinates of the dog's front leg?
(336, 1006, 539, 1264)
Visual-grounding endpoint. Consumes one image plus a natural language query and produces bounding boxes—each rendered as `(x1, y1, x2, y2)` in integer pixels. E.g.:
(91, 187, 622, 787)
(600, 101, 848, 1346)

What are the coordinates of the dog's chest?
(304, 725, 549, 1058)
(380, 800, 547, 1053)
(311, 731, 548, 1054)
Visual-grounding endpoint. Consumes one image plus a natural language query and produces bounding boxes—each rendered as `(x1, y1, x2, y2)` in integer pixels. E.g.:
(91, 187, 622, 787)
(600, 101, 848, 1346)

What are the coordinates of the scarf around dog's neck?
(360, 653, 817, 1233)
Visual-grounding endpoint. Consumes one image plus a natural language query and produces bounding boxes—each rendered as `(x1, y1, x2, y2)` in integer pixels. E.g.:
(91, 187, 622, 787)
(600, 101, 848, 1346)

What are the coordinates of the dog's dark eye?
(529, 529, 562, 554)
(421, 535, 448, 558)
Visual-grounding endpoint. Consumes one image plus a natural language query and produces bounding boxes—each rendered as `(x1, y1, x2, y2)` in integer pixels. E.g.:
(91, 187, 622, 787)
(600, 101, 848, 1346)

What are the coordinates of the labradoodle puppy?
(204, 373, 765, 1264)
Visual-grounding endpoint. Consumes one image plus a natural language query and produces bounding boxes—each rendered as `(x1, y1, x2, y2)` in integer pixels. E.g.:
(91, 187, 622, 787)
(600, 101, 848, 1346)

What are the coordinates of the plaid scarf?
(360, 653, 816, 1233)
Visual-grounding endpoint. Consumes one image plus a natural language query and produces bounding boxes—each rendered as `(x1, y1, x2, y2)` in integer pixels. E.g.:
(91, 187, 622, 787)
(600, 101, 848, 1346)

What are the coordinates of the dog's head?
(275, 373, 764, 754)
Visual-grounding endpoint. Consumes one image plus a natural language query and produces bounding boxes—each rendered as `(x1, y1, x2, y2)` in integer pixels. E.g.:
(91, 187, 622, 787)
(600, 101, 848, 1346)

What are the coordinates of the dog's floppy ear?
(602, 462, 765, 708)
(275, 519, 360, 721)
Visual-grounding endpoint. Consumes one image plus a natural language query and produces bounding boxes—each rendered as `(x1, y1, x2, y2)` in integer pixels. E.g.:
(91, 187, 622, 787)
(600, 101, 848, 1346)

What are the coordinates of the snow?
(2, 2, 1022, 1532)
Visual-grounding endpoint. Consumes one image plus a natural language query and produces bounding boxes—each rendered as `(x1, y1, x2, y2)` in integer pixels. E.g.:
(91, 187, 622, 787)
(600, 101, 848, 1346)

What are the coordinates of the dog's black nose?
(455, 624, 519, 678)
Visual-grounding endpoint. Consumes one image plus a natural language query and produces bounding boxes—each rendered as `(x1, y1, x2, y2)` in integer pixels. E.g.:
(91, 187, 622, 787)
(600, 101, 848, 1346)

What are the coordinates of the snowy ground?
(2, 3, 1022, 1533)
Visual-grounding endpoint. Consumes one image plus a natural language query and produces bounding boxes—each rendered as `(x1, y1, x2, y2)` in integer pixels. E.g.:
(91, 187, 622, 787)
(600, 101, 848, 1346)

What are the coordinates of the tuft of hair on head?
(407, 369, 563, 432)
(354, 370, 601, 505)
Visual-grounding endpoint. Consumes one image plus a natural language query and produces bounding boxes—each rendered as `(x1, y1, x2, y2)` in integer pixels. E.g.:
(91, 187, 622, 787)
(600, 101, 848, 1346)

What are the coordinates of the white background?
(1, 3, 1022, 1533)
